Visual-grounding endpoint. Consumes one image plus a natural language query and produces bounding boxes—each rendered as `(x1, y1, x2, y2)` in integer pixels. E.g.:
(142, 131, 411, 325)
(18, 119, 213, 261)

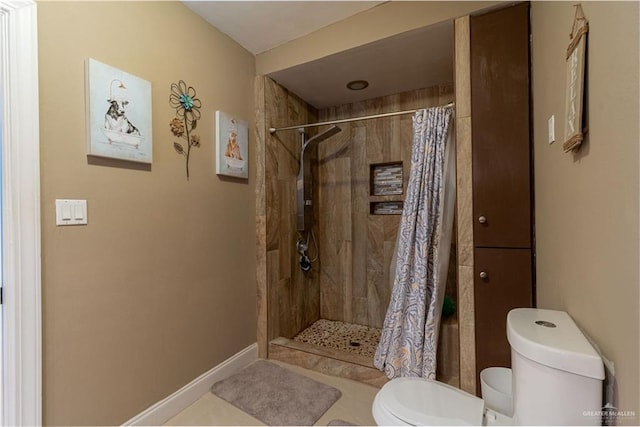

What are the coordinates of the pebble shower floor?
(293, 319, 381, 358)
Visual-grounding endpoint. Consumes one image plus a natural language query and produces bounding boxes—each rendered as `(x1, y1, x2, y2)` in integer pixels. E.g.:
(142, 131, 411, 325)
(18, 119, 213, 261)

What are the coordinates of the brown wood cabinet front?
(474, 248, 532, 383)
(471, 2, 532, 249)
(469, 2, 534, 395)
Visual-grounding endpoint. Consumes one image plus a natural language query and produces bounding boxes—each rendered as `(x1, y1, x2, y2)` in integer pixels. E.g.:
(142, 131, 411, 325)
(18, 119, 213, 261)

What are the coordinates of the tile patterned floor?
(164, 360, 378, 426)
(293, 319, 381, 359)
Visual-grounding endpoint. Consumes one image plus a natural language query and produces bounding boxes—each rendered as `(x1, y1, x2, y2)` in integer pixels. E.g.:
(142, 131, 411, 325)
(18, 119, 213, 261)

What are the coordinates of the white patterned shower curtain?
(374, 105, 455, 379)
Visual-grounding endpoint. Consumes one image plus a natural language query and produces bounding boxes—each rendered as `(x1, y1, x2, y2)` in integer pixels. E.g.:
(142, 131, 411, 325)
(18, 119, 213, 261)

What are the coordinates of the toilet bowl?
(371, 377, 513, 426)
(372, 308, 605, 426)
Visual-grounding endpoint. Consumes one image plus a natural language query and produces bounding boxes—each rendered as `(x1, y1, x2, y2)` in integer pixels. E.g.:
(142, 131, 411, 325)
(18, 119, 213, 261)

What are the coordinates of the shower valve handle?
(300, 255, 312, 272)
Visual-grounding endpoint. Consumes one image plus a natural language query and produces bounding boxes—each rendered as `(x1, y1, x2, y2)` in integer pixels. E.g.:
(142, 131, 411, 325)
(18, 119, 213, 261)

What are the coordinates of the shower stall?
(256, 75, 460, 388)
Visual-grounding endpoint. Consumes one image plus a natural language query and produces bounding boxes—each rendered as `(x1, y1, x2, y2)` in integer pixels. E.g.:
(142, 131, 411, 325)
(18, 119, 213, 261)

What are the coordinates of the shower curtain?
(374, 105, 455, 379)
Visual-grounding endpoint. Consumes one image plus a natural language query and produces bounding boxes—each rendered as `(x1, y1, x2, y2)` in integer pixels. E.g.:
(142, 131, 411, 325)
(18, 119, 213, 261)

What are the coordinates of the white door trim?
(0, 1, 42, 426)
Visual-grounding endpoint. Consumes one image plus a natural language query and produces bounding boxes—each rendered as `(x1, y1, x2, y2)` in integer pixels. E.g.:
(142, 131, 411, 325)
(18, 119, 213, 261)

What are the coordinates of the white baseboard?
(123, 343, 258, 426)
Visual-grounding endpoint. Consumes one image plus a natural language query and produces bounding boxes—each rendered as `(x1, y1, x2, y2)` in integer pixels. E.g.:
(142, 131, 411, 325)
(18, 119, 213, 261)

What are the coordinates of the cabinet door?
(471, 3, 531, 248)
(474, 248, 532, 390)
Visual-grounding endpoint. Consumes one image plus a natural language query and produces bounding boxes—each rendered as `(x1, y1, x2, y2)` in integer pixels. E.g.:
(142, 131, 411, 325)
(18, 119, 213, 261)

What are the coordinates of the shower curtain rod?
(269, 102, 455, 134)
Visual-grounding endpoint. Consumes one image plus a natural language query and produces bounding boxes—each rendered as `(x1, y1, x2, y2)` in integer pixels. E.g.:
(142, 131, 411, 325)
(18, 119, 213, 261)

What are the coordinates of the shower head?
(303, 125, 341, 151)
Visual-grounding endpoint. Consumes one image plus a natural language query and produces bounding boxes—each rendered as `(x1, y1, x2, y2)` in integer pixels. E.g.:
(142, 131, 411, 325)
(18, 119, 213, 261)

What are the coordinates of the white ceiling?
(184, 1, 455, 109)
(268, 20, 453, 108)
(183, 1, 383, 55)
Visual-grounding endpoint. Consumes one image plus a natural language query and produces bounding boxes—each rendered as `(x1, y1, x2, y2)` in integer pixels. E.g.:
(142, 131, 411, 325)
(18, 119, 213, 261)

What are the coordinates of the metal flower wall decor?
(169, 80, 202, 180)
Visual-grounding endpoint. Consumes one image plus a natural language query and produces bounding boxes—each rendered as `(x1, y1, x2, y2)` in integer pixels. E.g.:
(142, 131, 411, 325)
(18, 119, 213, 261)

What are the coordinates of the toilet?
(372, 308, 605, 425)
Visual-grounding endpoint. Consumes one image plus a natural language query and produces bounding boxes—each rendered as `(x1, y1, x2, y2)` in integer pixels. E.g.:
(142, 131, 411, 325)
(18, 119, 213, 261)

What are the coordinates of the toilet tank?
(507, 308, 604, 425)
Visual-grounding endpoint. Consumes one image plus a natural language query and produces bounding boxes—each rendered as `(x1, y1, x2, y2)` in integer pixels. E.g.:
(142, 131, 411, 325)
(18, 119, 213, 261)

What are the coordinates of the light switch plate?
(56, 199, 87, 225)
(548, 115, 555, 144)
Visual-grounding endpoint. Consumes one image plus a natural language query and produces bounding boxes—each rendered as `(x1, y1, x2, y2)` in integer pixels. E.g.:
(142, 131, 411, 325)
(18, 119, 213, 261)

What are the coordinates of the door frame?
(0, 1, 42, 425)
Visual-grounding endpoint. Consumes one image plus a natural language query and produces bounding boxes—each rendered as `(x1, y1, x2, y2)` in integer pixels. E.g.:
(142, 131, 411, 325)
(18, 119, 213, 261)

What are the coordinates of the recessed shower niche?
(370, 162, 403, 196)
(255, 17, 460, 389)
(370, 162, 404, 215)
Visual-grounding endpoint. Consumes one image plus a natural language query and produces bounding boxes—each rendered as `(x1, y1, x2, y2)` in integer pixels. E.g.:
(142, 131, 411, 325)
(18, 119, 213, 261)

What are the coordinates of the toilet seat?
(373, 378, 485, 426)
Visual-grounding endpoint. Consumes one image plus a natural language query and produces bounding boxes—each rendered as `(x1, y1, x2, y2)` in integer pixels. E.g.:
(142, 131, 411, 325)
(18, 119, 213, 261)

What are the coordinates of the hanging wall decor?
(169, 80, 202, 180)
(563, 4, 589, 153)
(85, 58, 153, 163)
(215, 110, 249, 179)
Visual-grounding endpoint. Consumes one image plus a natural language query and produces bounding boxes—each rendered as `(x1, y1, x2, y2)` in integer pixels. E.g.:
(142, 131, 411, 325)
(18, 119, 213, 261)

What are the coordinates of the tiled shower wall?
(257, 77, 322, 345)
(317, 85, 455, 329)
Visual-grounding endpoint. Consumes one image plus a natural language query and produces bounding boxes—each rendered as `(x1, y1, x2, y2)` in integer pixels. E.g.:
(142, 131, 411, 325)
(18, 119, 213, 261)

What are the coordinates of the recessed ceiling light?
(346, 80, 369, 91)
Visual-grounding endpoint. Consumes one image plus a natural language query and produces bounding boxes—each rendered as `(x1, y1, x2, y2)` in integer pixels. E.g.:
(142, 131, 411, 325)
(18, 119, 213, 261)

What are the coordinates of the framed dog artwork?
(215, 110, 248, 179)
(85, 58, 153, 163)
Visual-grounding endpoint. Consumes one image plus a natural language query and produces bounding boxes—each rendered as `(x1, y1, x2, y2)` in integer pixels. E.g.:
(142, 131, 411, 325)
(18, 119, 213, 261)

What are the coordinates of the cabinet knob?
(478, 215, 487, 224)
(479, 271, 488, 280)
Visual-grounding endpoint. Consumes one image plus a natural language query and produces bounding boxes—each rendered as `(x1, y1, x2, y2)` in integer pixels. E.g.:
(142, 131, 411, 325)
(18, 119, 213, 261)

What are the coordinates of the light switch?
(548, 115, 555, 144)
(56, 199, 87, 226)
(73, 204, 84, 220)
(61, 204, 72, 220)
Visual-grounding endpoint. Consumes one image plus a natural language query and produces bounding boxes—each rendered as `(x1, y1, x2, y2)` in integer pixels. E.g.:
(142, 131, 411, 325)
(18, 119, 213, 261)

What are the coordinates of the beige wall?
(38, 2, 256, 425)
(255, 1, 501, 75)
(531, 1, 639, 421)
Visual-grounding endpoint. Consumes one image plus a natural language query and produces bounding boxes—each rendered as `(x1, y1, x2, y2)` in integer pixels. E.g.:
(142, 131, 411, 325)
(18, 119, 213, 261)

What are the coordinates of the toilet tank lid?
(507, 308, 604, 380)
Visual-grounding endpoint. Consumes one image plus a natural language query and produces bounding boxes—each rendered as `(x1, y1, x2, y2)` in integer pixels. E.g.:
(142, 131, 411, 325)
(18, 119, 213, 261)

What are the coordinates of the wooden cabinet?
(470, 2, 534, 393)
(474, 248, 532, 374)
(471, 2, 531, 249)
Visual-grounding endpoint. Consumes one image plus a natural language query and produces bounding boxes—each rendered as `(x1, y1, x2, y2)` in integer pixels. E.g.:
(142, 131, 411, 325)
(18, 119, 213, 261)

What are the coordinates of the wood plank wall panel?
(350, 125, 368, 325)
(255, 76, 268, 358)
(454, 15, 477, 395)
(318, 84, 454, 328)
(263, 77, 321, 340)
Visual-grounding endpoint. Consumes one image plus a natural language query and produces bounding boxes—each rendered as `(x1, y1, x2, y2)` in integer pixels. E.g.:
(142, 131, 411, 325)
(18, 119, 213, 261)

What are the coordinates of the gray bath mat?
(211, 360, 342, 426)
(327, 419, 357, 426)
